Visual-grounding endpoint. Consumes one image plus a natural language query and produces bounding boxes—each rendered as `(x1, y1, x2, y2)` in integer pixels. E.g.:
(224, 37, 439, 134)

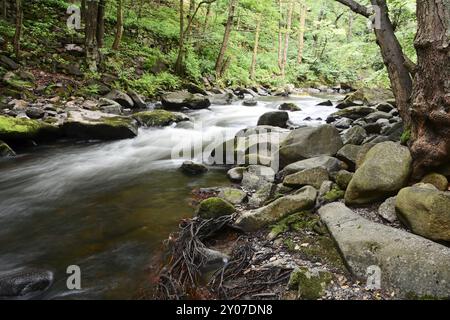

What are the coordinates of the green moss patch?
(133, 110, 187, 127)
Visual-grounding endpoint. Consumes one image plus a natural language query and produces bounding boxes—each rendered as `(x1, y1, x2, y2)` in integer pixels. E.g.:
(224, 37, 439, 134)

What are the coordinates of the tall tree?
(297, 2, 307, 64)
(97, 0, 106, 48)
(85, 0, 100, 71)
(409, 0, 450, 176)
(13, 0, 22, 58)
(249, 14, 261, 80)
(280, 1, 293, 78)
(277, 0, 283, 70)
(112, 0, 124, 50)
(215, 0, 238, 78)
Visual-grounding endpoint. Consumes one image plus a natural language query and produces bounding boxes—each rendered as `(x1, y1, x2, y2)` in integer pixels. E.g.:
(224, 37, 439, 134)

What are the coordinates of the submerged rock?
(257, 111, 289, 128)
(196, 197, 236, 219)
(235, 186, 317, 232)
(0, 140, 16, 157)
(279, 102, 301, 111)
(319, 203, 450, 299)
(0, 269, 54, 298)
(345, 142, 412, 205)
(396, 185, 450, 242)
(180, 161, 208, 175)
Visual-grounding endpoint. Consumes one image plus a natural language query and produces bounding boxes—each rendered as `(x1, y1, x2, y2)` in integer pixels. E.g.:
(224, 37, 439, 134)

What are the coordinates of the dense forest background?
(0, 0, 416, 98)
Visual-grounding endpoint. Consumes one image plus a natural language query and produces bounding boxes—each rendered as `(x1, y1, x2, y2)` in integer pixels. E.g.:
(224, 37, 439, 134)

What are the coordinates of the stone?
(280, 156, 345, 178)
(25, 107, 45, 119)
(257, 111, 289, 128)
(0, 269, 54, 298)
(335, 170, 353, 190)
(180, 161, 208, 175)
(345, 142, 412, 205)
(376, 103, 395, 113)
(336, 144, 361, 170)
(329, 106, 376, 120)
(0, 140, 16, 157)
(127, 90, 147, 109)
(98, 98, 123, 115)
(333, 118, 353, 129)
(234, 186, 317, 232)
(227, 167, 246, 182)
(133, 110, 188, 127)
(243, 99, 258, 106)
(218, 187, 247, 205)
(319, 203, 450, 299)
(396, 185, 450, 242)
(279, 103, 301, 111)
(283, 167, 330, 189)
(278, 125, 343, 167)
(105, 89, 134, 109)
(0, 115, 60, 145)
(378, 196, 397, 223)
(341, 126, 367, 145)
(241, 165, 275, 192)
(316, 100, 333, 107)
(196, 197, 235, 219)
(288, 267, 332, 300)
(161, 91, 211, 110)
(364, 111, 392, 123)
(420, 173, 448, 191)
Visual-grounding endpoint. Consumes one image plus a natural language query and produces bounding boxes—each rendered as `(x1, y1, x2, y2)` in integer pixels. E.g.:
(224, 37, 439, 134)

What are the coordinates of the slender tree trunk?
(281, 1, 293, 78)
(277, 0, 283, 70)
(97, 0, 106, 48)
(13, 0, 22, 58)
(203, 3, 212, 33)
(175, 0, 186, 75)
(81, 0, 86, 23)
(409, 0, 450, 177)
(297, 3, 306, 64)
(215, 0, 238, 78)
(187, 0, 195, 36)
(250, 14, 261, 81)
(1, 0, 7, 20)
(112, 0, 124, 50)
(85, 0, 99, 72)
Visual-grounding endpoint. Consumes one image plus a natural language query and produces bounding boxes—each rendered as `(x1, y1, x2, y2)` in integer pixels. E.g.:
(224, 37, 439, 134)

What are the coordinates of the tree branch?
(334, 0, 371, 18)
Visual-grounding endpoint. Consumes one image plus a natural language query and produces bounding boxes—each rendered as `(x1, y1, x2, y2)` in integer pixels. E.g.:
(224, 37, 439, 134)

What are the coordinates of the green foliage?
(127, 72, 181, 97)
(401, 128, 411, 145)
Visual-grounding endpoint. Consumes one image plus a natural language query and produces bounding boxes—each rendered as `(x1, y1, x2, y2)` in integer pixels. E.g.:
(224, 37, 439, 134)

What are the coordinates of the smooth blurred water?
(0, 94, 339, 299)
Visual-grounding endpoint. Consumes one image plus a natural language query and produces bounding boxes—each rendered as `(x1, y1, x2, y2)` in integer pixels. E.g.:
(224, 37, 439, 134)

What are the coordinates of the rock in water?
(133, 110, 188, 127)
(396, 185, 450, 242)
(0, 115, 60, 145)
(257, 111, 289, 128)
(279, 103, 302, 111)
(278, 125, 343, 168)
(0, 140, 16, 157)
(180, 161, 208, 175)
(227, 167, 246, 182)
(345, 142, 412, 205)
(161, 91, 211, 110)
(0, 269, 54, 298)
(235, 186, 317, 232)
(196, 197, 235, 219)
(319, 203, 450, 299)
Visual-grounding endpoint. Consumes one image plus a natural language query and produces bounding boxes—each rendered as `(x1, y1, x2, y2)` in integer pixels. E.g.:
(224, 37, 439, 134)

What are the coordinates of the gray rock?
(127, 90, 147, 109)
(334, 118, 353, 129)
(0, 269, 54, 298)
(329, 106, 376, 120)
(257, 111, 289, 128)
(319, 203, 450, 299)
(280, 156, 345, 178)
(25, 107, 45, 119)
(161, 91, 211, 110)
(98, 98, 123, 115)
(335, 170, 353, 190)
(180, 161, 208, 175)
(243, 99, 258, 106)
(241, 165, 275, 192)
(0, 140, 16, 157)
(218, 187, 247, 205)
(364, 111, 392, 123)
(378, 196, 398, 223)
(235, 186, 317, 232)
(283, 167, 330, 189)
(227, 167, 246, 182)
(336, 144, 362, 170)
(376, 103, 395, 113)
(105, 89, 134, 109)
(341, 126, 367, 145)
(345, 142, 412, 205)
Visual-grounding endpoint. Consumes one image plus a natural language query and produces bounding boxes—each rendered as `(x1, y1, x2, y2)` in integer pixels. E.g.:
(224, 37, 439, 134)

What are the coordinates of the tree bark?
(277, 0, 283, 71)
(249, 14, 261, 81)
(97, 0, 106, 48)
(175, 0, 185, 75)
(85, 0, 99, 72)
(81, 0, 86, 23)
(280, 1, 293, 78)
(215, 0, 238, 78)
(297, 3, 306, 64)
(13, 0, 22, 58)
(409, 0, 450, 177)
(112, 0, 124, 50)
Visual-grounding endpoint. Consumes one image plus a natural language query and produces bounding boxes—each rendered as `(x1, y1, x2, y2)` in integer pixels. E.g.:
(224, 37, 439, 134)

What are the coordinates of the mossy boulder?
(133, 110, 188, 127)
(396, 185, 450, 242)
(345, 142, 412, 205)
(196, 197, 236, 219)
(0, 115, 60, 145)
(279, 103, 301, 112)
(161, 91, 211, 110)
(61, 110, 137, 141)
(288, 267, 332, 300)
(0, 140, 15, 157)
(335, 170, 353, 190)
(421, 173, 448, 191)
(323, 185, 345, 203)
(283, 167, 329, 189)
(218, 187, 247, 205)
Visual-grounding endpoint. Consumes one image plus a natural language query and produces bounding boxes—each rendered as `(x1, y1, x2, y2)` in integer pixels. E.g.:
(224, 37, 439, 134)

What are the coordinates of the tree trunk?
(175, 0, 186, 75)
(112, 0, 124, 50)
(2, 0, 7, 20)
(409, 0, 450, 177)
(97, 0, 106, 48)
(215, 0, 238, 78)
(335, 0, 413, 126)
(85, 0, 99, 72)
(203, 2, 212, 34)
(280, 1, 293, 78)
(249, 14, 261, 81)
(13, 0, 22, 58)
(277, 0, 283, 71)
(187, 0, 195, 37)
(297, 3, 306, 64)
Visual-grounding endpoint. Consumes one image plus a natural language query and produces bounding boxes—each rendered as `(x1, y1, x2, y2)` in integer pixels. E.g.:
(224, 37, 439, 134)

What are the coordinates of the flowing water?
(0, 94, 339, 299)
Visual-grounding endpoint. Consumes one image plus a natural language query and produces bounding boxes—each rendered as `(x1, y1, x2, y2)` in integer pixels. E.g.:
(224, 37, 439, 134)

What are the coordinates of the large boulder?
(345, 142, 412, 205)
(257, 111, 289, 128)
(196, 197, 235, 219)
(161, 91, 211, 110)
(105, 89, 134, 109)
(218, 187, 247, 205)
(133, 110, 188, 127)
(234, 186, 317, 232)
(280, 156, 345, 178)
(180, 161, 208, 175)
(278, 125, 343, 168)
(319, 203, 450, 299)
(336, 144, 362, 170)
(0, 115, 60, 145)
(62, 110, 138, 140)
(396, 185, 450, 242)
(341, 125, 367, 145)
(0, 269, 54, 298)
(283, 167, 329, 189)
(127, 90, 147, 109)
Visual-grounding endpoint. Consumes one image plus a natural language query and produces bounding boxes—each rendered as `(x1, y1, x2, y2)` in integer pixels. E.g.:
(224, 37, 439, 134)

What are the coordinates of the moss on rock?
(133, 110, 188, 127)
(0, 115, 59, 144)
(421, 173, 448, 191)
(288, 267, 333, 300)
(196, 197, 236, 219)
(323, 185, 345, 202)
